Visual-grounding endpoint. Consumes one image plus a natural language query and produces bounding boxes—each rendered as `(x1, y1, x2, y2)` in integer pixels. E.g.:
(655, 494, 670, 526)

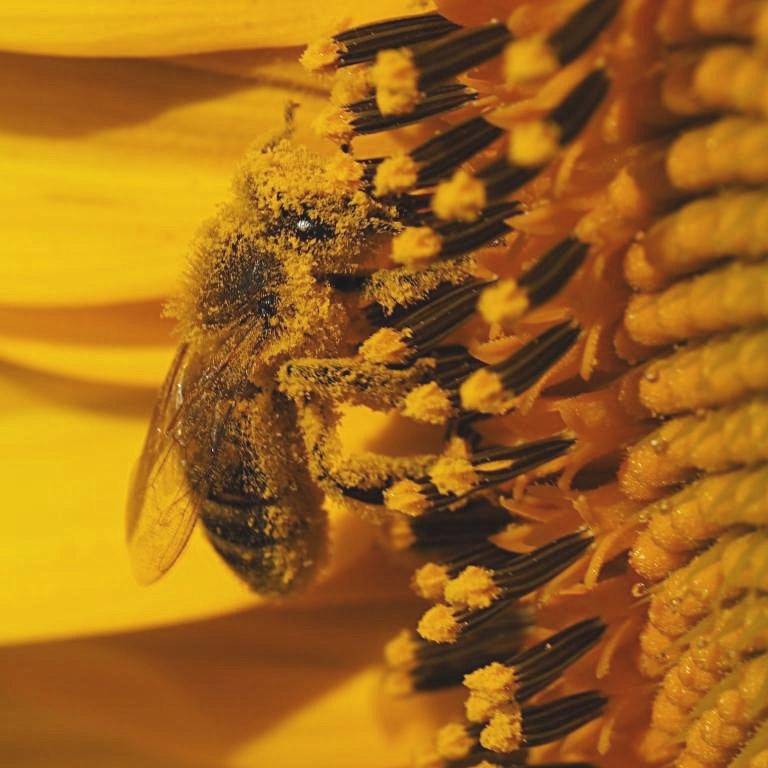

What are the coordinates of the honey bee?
(126, 136, 472, 594)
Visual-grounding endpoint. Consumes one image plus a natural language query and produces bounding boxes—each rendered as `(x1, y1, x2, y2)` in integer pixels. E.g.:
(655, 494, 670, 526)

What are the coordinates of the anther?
(460, 322, 581, 414)
(506, 0, 620, 84)
(372, 23, 513, 115)
(432, 70, 609, 216)
(302, 12, 461, 71)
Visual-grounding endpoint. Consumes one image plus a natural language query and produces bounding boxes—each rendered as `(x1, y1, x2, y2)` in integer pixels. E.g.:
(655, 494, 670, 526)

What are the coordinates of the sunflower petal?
(0, 365, 375, 644)
(0, 53, 328, 306)
(0, 0, 414, 56)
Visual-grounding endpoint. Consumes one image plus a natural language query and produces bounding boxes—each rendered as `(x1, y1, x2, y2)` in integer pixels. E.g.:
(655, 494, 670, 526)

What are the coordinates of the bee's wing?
(126, 343, 201, 585)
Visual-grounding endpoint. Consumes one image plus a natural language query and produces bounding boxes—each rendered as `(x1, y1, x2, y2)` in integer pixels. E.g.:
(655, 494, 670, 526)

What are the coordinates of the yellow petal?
(0, 301, 174, 387)
(0, 53, 329, 306)
(1, 595, 434, 766)
(0, 0, 414, 56)
(0, 365, 375, 645)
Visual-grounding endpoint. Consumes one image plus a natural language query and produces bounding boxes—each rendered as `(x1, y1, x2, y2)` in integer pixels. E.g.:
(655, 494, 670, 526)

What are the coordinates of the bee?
(126, 135, 474, 594)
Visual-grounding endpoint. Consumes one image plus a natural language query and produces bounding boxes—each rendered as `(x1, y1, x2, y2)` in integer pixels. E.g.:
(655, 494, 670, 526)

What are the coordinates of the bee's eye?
(291, 213, 334, 241)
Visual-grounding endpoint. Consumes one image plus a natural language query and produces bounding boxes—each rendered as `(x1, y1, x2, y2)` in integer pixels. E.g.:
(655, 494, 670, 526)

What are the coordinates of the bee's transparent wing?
(126, 343, 201, 584)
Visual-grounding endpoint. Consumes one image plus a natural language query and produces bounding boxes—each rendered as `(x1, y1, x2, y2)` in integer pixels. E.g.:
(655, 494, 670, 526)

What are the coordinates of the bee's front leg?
(278, 357, 439, 508)
(277, 356, 433, 410)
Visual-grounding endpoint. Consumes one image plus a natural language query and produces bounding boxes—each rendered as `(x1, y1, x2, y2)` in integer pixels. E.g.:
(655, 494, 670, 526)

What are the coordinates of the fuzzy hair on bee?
(125, 133, 495, 594)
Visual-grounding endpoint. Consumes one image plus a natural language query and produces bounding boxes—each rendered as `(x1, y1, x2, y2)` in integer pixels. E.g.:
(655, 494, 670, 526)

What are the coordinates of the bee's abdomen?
(200, 494, 326, 595)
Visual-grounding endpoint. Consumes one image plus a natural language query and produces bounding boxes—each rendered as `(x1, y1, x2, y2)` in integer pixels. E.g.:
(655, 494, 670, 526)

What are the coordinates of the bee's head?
(174, 140, 394, 352)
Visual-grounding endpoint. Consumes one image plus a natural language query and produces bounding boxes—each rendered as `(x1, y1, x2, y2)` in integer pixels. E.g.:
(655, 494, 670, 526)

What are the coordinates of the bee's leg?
(277, 356, 433, 411)
(279, 358, 574, 515)
(278, 357, 439, 507)
(296, 399, 437, 508)
(362, 259, 477, 318)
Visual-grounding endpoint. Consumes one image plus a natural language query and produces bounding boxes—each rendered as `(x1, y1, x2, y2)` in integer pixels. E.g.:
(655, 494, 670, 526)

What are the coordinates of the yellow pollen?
(326, 151, 364, 190)
(444, 565, 501, 610)
(432, 170, 487, 222)
(460, 368, 511, 414)
(504, 36, 559, 84)
(384, 670, 413, 697)
(464, 662, 517, 699)
(468, 762, 503, 768)
(436, 723, 474, 760)
(480, 706, 524, 753)
(429, 455, 479, 496)
(391, 226, 443, 266)
(418, 604, 461, 644)
(477, 279, 530, 330)
(508, 120, 561, 167)
(359, 327, 411, 364)
(374, 154, 419, 196)
(330, 66, 371, 106)
(466, 691, 503, 723)
(312, 106, 353, 141)
(384, 479, 429, 517)
(371, 48, 420, 115)
(388, 518, 416, 549)
(403, 382, 455, 425)
(384, 628, 418, 667)
(300, 37, 343, 71)
(413, 562, 450, 601)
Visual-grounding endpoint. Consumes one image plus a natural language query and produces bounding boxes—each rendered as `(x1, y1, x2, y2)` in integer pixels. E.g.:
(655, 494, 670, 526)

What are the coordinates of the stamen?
(302, 12, 461, 71)
(432, 70, 609, 216)
(506, 0, 621, 84)
(418, 533, 593, 643)
(385, 436, 575, 516)
(460, 322, 581, 414)
(433, 691, 606, 760)
(464, 618, 606, 721)
(342, 83, 479, 137)
(383, 280, 491, 356)
(388, 499, 514, 550)
(392, 201, 521, 265)
(372, 23, 513, 115)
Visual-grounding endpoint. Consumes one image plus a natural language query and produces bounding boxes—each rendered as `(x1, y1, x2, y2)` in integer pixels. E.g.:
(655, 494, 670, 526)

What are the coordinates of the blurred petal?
(0, 364, 376, 644)
(0, 0, 414, 57)
(2, 592, 442, 767)
(0, 53, 330, 306)
(0, 302, 174, 387)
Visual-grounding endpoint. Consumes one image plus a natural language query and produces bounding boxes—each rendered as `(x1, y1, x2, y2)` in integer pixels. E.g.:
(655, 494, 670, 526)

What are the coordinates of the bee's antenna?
(261, 100, 300, 152)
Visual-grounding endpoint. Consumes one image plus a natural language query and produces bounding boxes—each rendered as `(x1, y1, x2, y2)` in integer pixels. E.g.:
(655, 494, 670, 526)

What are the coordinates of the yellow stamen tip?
(359, 327, 411, 365)
(300, 37, 342, 71)
(384, 479, 429, 517)
(465, 691, 502, 724)
(504, 37, 559, 84)
(464, 661, 517, 698)
(432, 170, 487, 222)
(460, 368, 511, 414)
(477, 279, 530, 329)
(384, 628, 418, 667)
(480, 706, 524, 753)
(404, 382, 454, 425)
(428, 455, 479, 496)
(374, 154, 419, 197)
(436, 723, 474, 760)
(418, 604, 461, 643)
(391, 226, 443, 266)
(312, 106, 353, 141)
(444, 565, 501, 610)
(330, 66, 371, 106)
(326, 151, 364, 190)
(371, 48, 420, 115)
(413, 562, 451, 600)
(508, 120, 561, 167)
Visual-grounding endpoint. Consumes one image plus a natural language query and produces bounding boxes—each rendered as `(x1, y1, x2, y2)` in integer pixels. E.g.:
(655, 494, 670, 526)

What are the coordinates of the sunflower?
(4, 1, 768, 767)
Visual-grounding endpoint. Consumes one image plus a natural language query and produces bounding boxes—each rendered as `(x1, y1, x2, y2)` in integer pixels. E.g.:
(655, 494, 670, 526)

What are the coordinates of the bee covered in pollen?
(127, 116, 578, 595)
